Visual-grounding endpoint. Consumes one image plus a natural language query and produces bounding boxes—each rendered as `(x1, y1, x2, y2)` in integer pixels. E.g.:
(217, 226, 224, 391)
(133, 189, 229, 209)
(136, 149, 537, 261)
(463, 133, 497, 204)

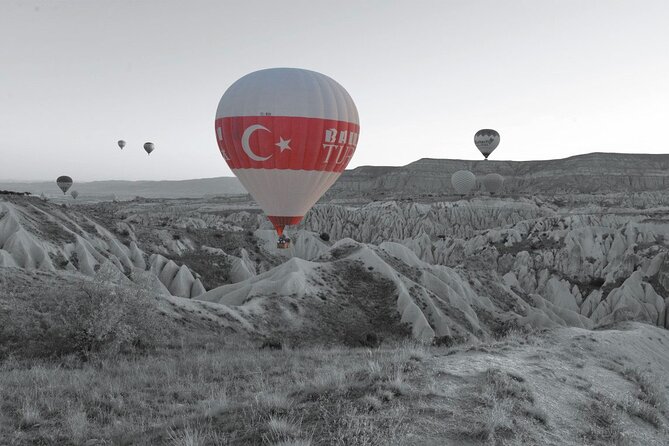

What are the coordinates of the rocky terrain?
(3, 154, 669, 444)
(7, 152, 669, 201)
(3, 183, 669, 343)
(329, 152, 669, 197)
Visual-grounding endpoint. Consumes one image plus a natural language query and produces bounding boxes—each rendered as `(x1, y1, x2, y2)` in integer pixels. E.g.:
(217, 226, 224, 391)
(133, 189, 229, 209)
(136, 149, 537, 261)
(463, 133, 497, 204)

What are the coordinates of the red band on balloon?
(215, 116, 359, 172)
(268, 216, 303, 235)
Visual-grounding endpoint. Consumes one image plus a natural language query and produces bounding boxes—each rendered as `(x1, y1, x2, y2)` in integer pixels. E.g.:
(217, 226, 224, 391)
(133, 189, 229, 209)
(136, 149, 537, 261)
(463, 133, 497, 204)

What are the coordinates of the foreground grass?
(3, 327, 669, 445)
(0, 341, 433, 445)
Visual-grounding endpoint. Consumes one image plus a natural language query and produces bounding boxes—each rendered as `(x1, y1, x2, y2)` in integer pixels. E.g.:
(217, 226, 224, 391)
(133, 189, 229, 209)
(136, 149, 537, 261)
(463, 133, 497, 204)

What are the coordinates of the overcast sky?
(1, 0, 668, 181)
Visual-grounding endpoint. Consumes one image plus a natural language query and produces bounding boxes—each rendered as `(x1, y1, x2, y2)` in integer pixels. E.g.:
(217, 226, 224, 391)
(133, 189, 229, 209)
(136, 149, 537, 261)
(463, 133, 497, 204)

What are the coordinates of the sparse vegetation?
(0, 275, 169, 361)
(0, 342, 427, 445)
(177, 249, 233, 289)
(580, 394, 625, 444)
(620, 367, 668, 413)
(2, 285, 669, 444)
(450, 367, 549, 444)
(617, 367, 668, 429)
(3, 190, 669, 445)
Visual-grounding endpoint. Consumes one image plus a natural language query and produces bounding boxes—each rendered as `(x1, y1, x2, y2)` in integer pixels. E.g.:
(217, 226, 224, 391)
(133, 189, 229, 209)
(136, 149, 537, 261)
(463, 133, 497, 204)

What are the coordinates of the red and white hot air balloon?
(215, 68, 359, 245)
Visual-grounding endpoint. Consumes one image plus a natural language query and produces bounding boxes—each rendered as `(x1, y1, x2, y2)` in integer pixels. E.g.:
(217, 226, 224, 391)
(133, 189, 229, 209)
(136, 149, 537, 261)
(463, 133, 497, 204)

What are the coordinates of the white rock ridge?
(0, 197, 204, 298)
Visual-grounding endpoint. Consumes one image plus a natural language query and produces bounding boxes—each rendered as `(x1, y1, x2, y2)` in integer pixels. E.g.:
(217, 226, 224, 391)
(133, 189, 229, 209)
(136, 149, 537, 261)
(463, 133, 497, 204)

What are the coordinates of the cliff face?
(330, 153, 669, 196)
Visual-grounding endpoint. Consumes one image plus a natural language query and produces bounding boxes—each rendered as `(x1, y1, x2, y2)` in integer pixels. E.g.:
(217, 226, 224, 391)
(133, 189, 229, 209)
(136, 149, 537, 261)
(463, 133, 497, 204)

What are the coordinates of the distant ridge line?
(2, 152, 669, 197)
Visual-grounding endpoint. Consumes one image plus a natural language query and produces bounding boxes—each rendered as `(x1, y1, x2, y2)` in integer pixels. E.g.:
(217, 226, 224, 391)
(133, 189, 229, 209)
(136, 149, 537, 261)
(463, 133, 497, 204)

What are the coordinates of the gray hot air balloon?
(483, 173, 504, 195)
(451, 170, 476, 195)
(118, 140, 126, 150)
(143, 142, 155, 155)
(56, 176, 73, 194)
(474, 129, 500, 159)
(70, 190, 79, 200)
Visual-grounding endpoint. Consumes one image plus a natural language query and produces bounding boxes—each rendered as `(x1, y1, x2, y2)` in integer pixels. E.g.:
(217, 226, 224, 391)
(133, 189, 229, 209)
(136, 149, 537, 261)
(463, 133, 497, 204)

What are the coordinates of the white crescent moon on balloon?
(241, 124, 273, 161)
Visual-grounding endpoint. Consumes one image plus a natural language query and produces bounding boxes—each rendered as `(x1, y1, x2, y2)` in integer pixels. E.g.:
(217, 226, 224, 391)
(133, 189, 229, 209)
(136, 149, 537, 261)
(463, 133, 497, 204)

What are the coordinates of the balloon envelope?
(483, 173, 504, 194)
(451, 170, 476, 195)
(56, 176, 73, 194)
(474, 129, 500, 159)
(118, 140, 126, 149)
(143, 142, 155, 154)
(70, 190, 79, 199)
(215, 67, 359, 236)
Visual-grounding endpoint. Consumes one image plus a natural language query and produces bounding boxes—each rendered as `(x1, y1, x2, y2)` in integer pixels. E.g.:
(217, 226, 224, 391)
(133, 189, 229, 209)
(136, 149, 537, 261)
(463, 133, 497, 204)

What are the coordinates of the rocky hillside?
(301, 199, 669, 331)
(329, 153, 669, 196)
(5, 152, 669, 200)
(4, 188, 669, 345)
(197, 216, 669, 344)
(0, 196, 206, 298)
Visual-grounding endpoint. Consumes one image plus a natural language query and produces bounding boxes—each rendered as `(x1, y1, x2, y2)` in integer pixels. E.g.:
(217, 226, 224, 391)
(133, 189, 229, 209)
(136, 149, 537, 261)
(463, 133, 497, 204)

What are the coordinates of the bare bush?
(580, 395, 624, 444)
(1, 276, 169, 360)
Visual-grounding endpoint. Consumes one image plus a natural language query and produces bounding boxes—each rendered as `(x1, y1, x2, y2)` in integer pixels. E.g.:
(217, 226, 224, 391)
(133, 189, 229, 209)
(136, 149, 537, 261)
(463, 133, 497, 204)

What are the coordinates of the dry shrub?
(451, 368, 547, 443)
(17, 398, 42, 429)
(1, 276, 169, 360)
(580, 396, 624, 444)
(621, 367, 668, 413)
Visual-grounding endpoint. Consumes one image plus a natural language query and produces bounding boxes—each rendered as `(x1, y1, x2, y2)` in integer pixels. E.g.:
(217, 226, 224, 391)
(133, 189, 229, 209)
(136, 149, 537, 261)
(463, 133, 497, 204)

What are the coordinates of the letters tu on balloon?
(214, 116, 360, 173)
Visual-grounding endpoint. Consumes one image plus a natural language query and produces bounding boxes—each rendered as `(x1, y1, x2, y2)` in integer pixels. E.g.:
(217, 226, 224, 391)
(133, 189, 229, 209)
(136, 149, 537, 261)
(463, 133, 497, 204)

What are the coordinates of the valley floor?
(1, 322, 668, 445)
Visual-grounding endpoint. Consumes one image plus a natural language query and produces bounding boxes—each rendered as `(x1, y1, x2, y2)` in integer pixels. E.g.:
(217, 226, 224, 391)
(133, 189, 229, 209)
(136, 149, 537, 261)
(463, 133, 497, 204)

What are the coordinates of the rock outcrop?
(0, 197, 204, 298)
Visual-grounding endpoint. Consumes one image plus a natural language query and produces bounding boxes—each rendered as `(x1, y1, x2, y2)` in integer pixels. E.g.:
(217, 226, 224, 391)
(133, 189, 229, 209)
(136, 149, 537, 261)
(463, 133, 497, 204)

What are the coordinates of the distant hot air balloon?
(143, 142, 155, 155)
(451, 170, 476, 195)
(474, 129, 500, 160)
(483, 173, 504, 195)
(56, 176, 73, 194)
(118, 140, 126, 150)
(70, 190, 79, 200)
(215, 68, 359, 246)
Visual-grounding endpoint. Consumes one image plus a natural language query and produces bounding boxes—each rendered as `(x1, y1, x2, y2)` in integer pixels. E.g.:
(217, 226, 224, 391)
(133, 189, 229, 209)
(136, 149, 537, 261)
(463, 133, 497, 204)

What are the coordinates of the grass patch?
(450, 367, 549, 444)
(620, 368, 668, 413)
(0, 343, 424, 445)
(619, 367, 668, 430)
(17, 398, 42, 429)
(580, 394, 625, 445)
